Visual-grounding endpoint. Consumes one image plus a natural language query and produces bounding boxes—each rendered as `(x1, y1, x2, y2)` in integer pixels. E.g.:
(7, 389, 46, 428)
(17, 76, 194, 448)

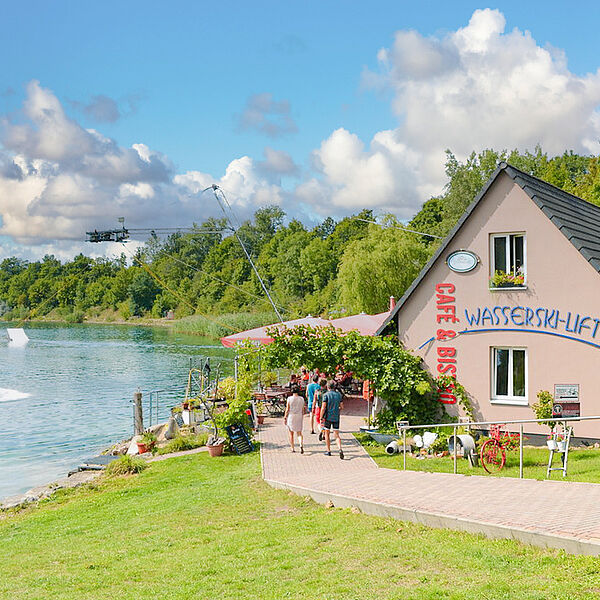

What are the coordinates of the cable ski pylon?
(205, 184, 284, 323)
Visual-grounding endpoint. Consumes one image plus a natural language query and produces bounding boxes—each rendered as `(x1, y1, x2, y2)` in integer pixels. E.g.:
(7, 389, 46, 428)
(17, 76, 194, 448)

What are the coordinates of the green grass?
(356, 433, 600, 483)
(2, 452, 600, 599)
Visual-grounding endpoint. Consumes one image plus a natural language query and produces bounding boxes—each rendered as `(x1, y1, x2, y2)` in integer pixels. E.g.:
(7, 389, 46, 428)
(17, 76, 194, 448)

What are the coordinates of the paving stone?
(259, 410, 600, 555)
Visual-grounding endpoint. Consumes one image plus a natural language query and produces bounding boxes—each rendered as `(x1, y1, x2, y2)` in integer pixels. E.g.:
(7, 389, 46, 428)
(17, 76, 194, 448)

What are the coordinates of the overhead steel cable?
(166, 254, 286, 310)
(204, 184, 284, 323)
(120, 243, 243, 334)
(353, 217, 443, 240)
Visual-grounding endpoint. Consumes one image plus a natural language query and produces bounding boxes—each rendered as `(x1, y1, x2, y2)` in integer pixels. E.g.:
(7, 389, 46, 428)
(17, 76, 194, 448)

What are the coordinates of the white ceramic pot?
(547, 440, 558, 451)
(557, 441, 567, 453)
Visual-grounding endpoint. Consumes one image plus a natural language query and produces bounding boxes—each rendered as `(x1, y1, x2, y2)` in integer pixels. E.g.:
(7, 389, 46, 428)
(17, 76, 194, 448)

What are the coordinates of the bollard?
(134, 391, 144, 435)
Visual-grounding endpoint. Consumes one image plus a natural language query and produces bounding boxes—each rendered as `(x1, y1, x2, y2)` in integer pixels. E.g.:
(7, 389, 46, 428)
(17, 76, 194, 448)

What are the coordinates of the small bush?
(157, 433, 208, 455)
(104, 455, 148, 476)
(64, 309, 84, 324)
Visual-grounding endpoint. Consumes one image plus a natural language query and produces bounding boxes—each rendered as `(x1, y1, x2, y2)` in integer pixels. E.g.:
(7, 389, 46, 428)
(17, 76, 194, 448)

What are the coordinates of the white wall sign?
(446, 250, 479, 273)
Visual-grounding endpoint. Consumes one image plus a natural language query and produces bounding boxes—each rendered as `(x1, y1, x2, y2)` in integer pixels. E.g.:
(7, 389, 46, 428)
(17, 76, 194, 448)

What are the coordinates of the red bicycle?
(480, 424, 520, 473)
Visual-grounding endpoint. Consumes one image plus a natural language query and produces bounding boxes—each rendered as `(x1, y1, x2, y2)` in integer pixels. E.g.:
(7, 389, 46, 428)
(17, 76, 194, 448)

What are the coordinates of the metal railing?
(396, 415, 600, 478)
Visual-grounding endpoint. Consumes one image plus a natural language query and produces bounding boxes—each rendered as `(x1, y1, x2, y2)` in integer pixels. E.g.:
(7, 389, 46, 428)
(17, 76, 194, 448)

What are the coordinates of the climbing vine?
(436, 375, 474, 420)
(263, 325, 442, 430)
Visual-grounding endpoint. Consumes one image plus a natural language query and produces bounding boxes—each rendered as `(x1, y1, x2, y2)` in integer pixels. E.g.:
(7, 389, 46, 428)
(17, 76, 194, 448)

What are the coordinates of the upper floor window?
(490, 233, 526, 288)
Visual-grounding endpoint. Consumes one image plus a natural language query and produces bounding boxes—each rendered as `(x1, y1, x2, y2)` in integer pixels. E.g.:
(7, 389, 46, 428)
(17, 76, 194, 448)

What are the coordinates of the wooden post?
(134, 391, 143, 435)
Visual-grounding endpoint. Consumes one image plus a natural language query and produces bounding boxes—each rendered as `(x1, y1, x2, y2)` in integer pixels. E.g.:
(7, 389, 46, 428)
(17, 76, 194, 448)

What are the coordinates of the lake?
(0, 322, 233, 500)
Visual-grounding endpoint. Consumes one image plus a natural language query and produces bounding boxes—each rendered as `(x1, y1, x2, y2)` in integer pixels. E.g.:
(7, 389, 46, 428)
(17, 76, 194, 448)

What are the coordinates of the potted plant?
(261, 371, 278, 389)
(256, 401, 266, 425)
(206, 434, 226, 457)
(137, 431, 157, 454)
(546, 435, 558, 451)
(556, 434, 566, 453)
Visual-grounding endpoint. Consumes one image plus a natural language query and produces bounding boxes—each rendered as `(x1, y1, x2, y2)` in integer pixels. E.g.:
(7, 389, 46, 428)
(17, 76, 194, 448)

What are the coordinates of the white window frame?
(491, 346, 528, 406)
(489, 232, 527, 288)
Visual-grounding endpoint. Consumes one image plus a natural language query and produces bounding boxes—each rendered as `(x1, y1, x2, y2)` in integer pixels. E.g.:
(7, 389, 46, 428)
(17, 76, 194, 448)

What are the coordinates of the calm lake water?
(0, 322, 233, 500)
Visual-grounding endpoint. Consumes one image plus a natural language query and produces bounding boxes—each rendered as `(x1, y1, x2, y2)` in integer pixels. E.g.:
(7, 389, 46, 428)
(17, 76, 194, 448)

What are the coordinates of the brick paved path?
(260, 408, 600, 555)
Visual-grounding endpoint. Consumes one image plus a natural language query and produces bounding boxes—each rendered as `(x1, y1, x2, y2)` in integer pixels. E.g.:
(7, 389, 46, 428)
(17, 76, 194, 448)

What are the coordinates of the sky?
(2, 0, 600, 260)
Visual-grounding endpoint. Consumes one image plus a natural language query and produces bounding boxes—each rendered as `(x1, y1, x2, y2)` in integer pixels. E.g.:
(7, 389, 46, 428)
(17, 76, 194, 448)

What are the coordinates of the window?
(491, 347, 527, 404)
(490, 233, 526, 287)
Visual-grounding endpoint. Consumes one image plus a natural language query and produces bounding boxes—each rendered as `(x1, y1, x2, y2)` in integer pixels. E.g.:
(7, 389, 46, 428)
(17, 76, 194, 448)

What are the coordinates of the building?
(378, 162, 600, 439)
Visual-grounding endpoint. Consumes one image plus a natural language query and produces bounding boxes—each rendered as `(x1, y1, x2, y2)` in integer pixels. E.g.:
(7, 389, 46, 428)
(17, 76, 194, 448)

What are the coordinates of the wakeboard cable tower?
(204, 184, 284, 323)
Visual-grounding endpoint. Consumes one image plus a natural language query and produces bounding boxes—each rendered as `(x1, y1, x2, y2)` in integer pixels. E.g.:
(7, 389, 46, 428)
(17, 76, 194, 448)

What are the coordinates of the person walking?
(284, 385, 305, 453)
(315, 378, 327, 440)
(306, 374, 320, 434)
(321, 380, 344, 459)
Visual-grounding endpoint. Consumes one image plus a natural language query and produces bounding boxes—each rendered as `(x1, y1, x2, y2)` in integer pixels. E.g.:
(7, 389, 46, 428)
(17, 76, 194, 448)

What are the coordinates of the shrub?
(141, 431, 157, 445)
(218, 377, 237, 403)
(64, 309, 84, 323)
(532, 389, 555, 431)
(156, 433, 208, 455)
(104, 455, 148, 476)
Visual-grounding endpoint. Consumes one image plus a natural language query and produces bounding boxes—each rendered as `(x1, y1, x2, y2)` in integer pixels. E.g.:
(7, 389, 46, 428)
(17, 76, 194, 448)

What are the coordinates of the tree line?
(2, 147, 600, 328)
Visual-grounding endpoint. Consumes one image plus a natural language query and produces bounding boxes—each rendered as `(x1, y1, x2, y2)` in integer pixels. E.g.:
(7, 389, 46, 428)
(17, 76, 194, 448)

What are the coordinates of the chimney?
(389, 296, 396, 311)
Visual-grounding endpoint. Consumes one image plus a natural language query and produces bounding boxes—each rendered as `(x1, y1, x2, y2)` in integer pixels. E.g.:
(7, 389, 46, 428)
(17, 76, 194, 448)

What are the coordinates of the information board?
(552, 384, 580, 418)
(225, 423, 254, 455)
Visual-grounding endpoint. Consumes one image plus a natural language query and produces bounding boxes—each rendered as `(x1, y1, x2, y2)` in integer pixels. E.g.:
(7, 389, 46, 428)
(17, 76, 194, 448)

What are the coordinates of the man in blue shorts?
(306, 374, 320, 434)
(321, 380, 344, 459)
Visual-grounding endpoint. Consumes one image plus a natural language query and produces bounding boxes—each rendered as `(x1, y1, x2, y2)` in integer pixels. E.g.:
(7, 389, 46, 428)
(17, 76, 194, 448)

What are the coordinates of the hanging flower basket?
(547, 439, 558, 451)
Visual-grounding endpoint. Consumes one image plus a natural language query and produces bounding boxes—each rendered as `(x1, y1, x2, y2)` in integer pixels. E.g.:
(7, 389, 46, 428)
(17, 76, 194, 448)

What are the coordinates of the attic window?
(490, 233, 526, 288)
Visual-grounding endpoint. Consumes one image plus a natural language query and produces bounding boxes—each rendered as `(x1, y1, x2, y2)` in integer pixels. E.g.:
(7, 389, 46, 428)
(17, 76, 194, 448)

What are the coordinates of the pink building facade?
(379, 163, 600, 439)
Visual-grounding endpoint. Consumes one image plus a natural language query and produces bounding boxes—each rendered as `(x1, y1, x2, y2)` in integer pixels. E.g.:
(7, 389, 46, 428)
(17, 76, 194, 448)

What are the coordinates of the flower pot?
(182, 403, 189, 410)
(137, 441, 155, 454)
(547, 440, 558, 451)
(257, 415, 265, 425)
(207, 443, 224, 457)
(557, 441, 567, 453)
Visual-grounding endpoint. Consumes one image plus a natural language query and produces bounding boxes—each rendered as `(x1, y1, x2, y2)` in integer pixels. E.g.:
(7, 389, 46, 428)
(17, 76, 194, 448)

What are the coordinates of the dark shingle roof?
(376, 162, 600, 335)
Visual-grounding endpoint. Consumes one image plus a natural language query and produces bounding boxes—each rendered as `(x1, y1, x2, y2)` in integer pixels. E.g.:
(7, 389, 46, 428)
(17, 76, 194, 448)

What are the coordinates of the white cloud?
(257, 147, 299, 178)
(297, 128, 420, 217)
(235, 93, 298, 138)
(3, 11, 600, 259)
(311, 8, 600, 217)
(370, 9, 600, 187)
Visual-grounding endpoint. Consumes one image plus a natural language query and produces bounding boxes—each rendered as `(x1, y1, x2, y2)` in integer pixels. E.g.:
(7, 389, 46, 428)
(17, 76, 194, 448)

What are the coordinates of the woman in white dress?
(284, 385, 305, 453)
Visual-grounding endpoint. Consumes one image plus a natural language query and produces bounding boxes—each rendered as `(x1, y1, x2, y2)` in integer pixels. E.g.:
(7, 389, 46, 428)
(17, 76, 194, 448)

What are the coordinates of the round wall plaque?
(446, 250, 479, 273)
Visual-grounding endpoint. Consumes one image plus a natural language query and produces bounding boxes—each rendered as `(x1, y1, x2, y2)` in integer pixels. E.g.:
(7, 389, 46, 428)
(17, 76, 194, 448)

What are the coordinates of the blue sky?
(2, 1, 600, 259)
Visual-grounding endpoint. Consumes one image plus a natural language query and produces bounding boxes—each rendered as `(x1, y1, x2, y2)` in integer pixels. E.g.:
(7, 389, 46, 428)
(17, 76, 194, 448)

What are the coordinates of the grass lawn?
(2, 451, 600, 600)
(356, 433, 600, 483)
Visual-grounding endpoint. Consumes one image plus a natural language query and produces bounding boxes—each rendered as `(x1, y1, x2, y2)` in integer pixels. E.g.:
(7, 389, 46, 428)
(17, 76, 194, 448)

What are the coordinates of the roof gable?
(377, 162, 600, 335)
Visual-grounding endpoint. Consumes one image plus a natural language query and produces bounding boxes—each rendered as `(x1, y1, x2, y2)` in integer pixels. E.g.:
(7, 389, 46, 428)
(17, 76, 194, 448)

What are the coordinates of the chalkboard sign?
(225, 423, 253, 455)
(174, 413, 185, 428)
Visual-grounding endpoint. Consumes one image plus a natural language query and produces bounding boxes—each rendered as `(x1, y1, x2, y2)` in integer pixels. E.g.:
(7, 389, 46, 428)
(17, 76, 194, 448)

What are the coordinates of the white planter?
(547, 440, 558, 451)
(557, 441, 567, 453)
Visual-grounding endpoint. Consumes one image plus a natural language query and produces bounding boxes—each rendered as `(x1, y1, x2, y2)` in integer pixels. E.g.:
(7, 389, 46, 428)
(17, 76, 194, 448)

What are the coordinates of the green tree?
(337, 220, 430, 314)
(127, 270, 160, 316)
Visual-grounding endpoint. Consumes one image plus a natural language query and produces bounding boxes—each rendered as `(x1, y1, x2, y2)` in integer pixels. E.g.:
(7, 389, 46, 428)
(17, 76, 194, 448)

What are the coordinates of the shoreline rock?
(1, 470, 101, 511)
